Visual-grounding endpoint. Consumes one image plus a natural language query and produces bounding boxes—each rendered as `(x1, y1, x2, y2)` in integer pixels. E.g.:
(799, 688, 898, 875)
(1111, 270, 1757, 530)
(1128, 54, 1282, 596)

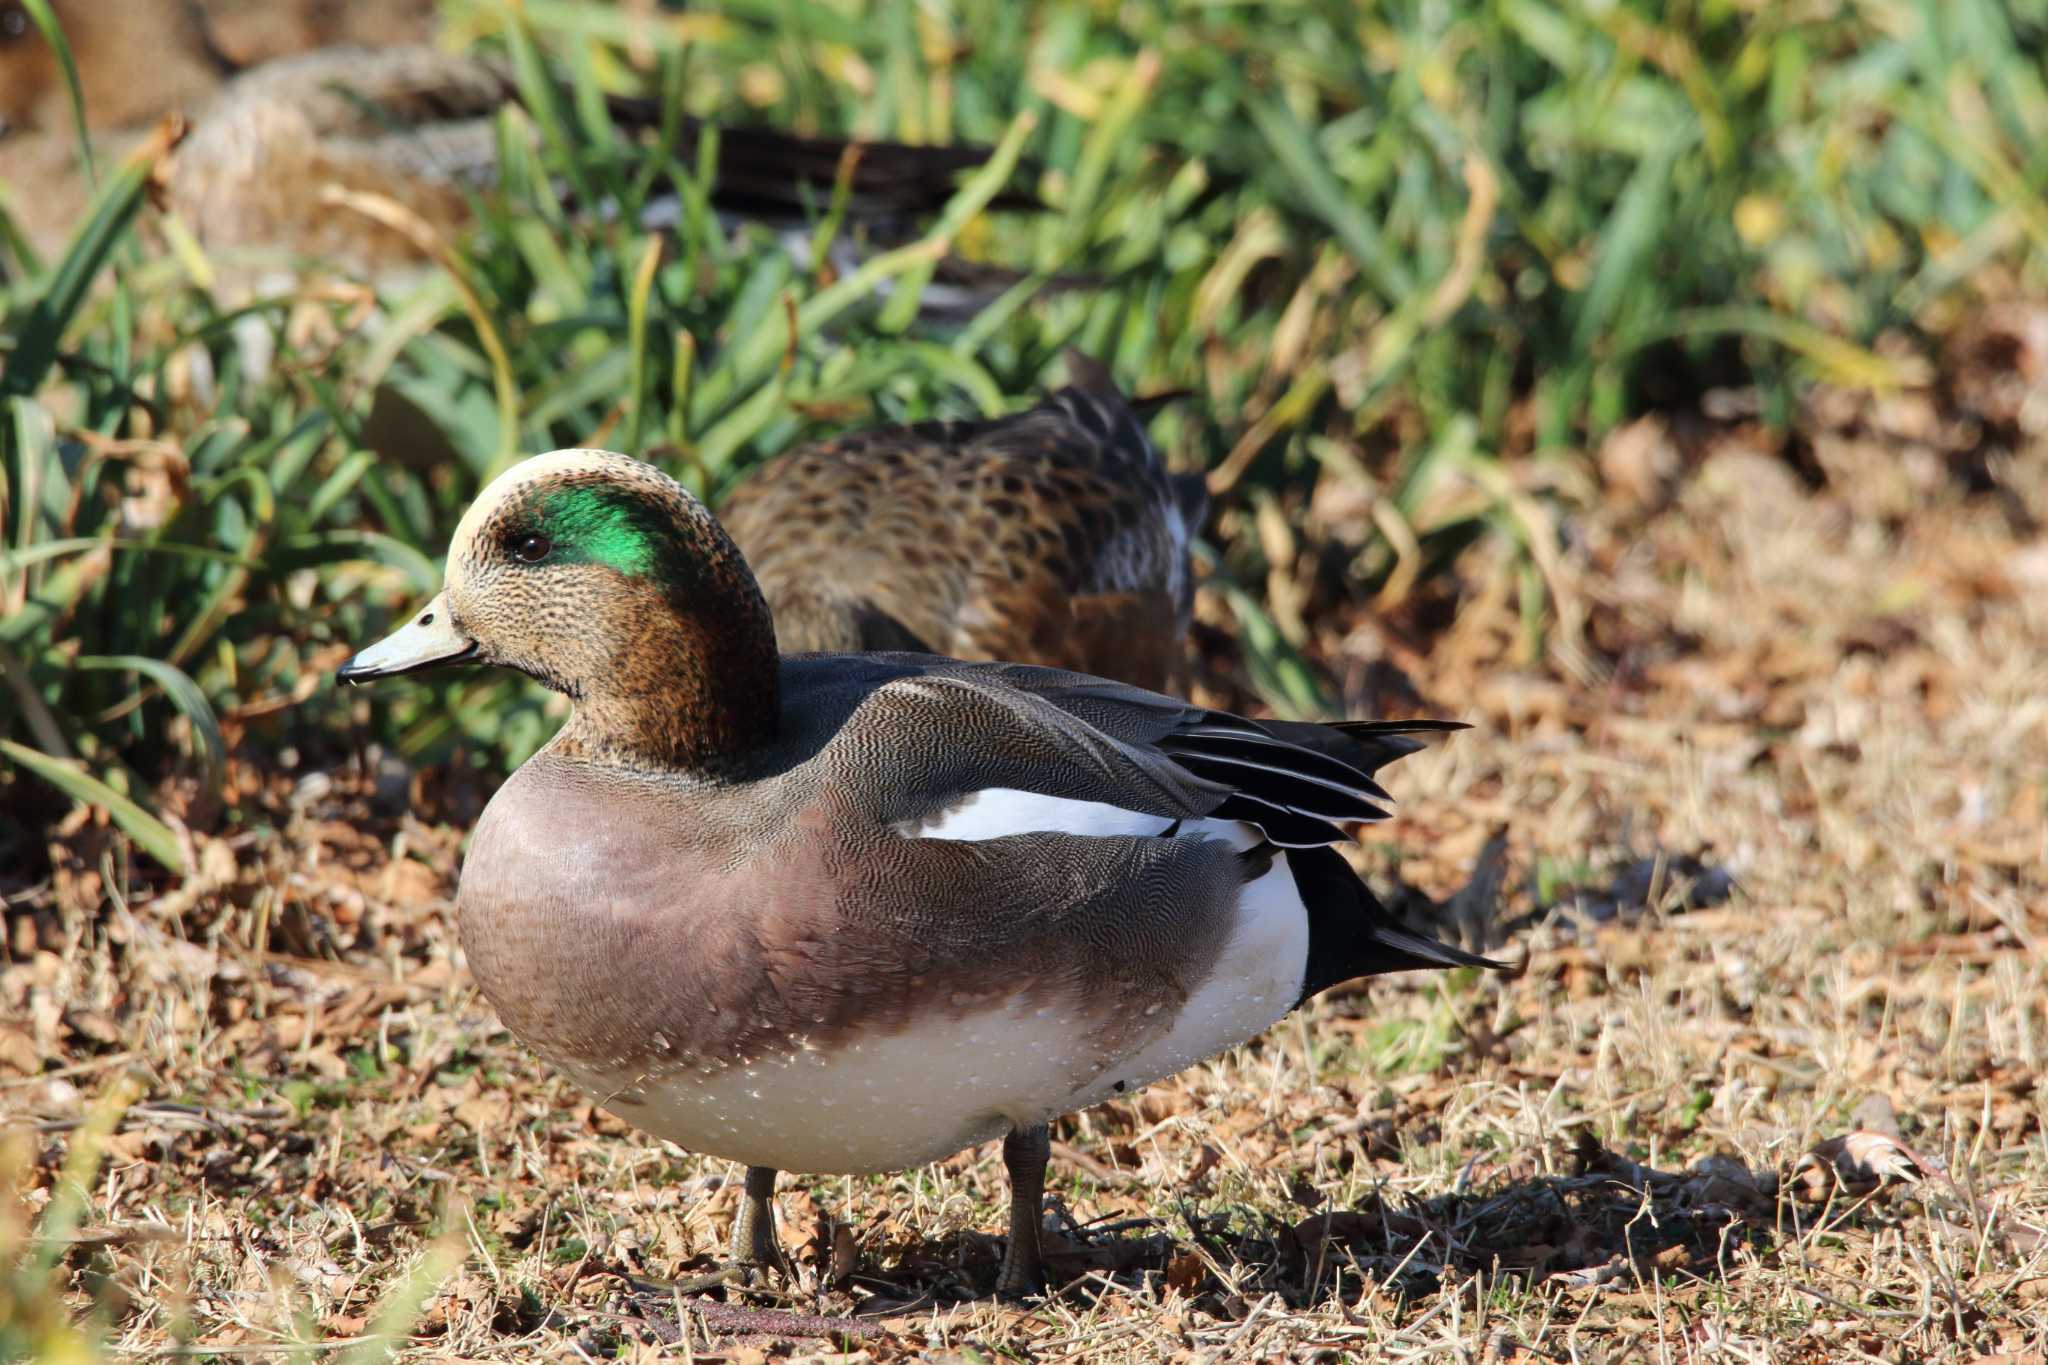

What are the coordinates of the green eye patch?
(531, 486, 661, 578)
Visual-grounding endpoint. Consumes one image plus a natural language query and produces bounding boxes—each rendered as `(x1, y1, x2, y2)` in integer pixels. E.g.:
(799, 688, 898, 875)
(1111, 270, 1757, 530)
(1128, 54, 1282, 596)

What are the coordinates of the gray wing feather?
(834, 668, 1230, 831)
(795, 654, 1452, 847)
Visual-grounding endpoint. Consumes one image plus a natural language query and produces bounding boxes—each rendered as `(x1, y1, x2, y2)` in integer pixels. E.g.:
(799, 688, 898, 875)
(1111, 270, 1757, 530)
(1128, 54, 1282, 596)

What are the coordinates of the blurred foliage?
(0, 1074, 137, 1360)
(3, 0, 2045, 866)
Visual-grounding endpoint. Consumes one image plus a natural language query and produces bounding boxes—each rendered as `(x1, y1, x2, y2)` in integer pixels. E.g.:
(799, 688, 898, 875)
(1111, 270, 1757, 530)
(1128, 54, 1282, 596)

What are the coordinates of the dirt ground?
(5, 379, 2047, 1360)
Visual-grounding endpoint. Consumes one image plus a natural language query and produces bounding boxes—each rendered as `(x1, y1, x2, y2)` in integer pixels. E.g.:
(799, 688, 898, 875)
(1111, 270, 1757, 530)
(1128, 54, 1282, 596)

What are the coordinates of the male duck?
(719, 352, 1210, 695)
(338, 449, 1498, 1296)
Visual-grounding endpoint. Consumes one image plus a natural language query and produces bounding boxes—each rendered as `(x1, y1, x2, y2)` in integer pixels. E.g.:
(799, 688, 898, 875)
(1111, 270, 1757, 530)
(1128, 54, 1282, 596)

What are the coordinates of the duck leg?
(994, 1122, 1051, 1299)
(728, 1164, 789, 1283)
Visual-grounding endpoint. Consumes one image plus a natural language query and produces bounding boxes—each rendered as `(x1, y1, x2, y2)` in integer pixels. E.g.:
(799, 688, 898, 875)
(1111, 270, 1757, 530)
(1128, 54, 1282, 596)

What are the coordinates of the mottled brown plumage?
(161, 44, 1033, 284)
(1, 1, 1035, 284)
(337, 448, 1496, 1296)
(0, 1, 222, 262)
(720, 352, 1210, 694)
(194, 0, 440, 68)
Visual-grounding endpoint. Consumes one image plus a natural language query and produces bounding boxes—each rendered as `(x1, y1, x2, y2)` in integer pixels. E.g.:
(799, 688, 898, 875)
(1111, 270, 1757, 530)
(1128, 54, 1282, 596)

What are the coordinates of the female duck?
(719, 352, 1210, 694)
(339, 449, 1495, 1296)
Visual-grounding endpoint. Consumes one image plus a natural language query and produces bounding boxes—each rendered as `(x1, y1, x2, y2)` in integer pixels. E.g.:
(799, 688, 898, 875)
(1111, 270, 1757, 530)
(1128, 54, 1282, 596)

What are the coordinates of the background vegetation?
(4, 3, 2046, 1359)
(5, 0, 2046, 869)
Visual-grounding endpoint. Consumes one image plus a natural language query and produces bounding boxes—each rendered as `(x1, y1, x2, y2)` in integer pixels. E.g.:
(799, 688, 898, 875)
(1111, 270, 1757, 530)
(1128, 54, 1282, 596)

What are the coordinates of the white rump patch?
(1106, 847, 1307, 1093)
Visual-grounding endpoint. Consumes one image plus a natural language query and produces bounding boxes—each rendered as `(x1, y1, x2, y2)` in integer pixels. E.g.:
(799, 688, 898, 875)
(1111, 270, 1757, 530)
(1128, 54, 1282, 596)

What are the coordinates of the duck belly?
(552, 852, 1309, 1176)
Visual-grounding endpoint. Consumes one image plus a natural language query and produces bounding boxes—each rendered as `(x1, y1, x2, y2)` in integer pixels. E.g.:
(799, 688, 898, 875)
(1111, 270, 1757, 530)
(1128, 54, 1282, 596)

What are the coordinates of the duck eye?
(512, 533, 553, 564)
(0, 7, 27, 40)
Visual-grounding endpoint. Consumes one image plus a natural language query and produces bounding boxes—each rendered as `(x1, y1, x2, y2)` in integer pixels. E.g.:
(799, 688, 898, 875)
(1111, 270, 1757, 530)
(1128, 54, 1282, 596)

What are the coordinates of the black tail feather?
(1161, 727, 1398, 804)
(1155, 716, 1463, 848)
(1212, 799, 1352, 849)
(1168, 751, 1393, 825)
(1288, 845, 1504, 1002)
(1257, 718, 1467, 777)
(1169, 471, 1211, 537)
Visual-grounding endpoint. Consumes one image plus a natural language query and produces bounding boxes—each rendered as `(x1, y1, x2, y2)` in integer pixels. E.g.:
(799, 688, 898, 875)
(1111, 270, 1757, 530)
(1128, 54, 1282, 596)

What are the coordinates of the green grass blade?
(281, 531, 444, 594)
(1622, 305, 1921, 390)
(0, 538, 254, 577)
(1, 124, 176, 400)
(0, 738, 185, 873)
(74, 655, 226, 793)
(18, 0, 96, 185)
(1573, 130, 1686, 352)
(1244, 88, 1414, 300)
(623, 235, 663, 456)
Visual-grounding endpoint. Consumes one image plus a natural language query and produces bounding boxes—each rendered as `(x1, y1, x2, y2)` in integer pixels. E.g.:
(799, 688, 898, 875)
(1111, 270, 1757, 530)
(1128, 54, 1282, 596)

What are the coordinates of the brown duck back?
(720, 356, 1207, 694)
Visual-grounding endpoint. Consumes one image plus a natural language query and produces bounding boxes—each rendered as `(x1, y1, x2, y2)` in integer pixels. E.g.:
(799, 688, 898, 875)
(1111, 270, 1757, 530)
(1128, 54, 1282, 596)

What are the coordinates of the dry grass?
(6, 405, 2047, 1361)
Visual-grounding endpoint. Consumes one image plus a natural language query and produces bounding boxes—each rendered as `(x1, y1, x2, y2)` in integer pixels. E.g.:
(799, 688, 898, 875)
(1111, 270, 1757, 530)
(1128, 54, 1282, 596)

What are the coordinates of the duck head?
(339, 449, 780, 772)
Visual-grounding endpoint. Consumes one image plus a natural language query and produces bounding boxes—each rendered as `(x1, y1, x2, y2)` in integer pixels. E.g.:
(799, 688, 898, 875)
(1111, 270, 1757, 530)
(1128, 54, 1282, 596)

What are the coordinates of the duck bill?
(338, 593, 478, 684)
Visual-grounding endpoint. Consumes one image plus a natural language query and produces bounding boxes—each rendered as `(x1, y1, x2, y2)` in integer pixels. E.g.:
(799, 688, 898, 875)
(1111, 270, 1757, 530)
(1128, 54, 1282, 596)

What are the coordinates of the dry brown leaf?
(828, 1220, 859, 1285)
(453, 1090, 514, 1133)
(1165, 1251, 1206, 1296)
(0, 1025, 40, 1076)
(1598, 415, 1679, 510)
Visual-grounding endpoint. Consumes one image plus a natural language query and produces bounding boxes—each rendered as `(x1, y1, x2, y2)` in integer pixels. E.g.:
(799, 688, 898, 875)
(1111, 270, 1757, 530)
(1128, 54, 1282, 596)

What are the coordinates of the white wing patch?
(905, 787, 1170, 840)
(903, 787, 1259, 850)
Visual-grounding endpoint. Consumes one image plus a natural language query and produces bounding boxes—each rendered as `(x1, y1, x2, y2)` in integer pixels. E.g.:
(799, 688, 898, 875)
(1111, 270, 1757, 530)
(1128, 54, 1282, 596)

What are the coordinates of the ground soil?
(6, 378, 2047, 1361)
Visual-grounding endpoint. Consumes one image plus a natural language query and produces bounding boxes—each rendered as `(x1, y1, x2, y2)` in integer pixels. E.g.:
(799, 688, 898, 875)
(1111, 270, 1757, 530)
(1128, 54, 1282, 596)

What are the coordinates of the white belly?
(557, 849, 1308, 1175)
